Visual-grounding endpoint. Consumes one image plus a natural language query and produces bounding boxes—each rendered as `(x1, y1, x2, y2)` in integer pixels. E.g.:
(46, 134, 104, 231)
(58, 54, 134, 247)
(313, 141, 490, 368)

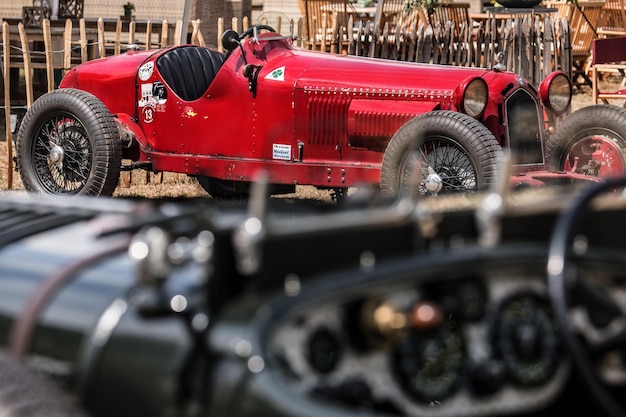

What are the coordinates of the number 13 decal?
(142, 105, 155, 124)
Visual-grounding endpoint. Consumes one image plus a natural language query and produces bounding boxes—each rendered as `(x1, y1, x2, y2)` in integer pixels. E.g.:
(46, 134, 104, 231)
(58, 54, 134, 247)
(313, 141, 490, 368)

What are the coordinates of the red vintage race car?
(14, 24, 625, 198)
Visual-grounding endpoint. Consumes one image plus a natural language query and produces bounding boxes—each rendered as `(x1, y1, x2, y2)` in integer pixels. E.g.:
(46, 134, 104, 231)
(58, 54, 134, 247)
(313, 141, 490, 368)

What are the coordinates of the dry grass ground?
(0, 76, 624, 200)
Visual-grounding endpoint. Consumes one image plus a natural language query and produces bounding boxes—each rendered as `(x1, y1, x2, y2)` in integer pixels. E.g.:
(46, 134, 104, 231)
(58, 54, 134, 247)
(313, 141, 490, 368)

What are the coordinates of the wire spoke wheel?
(33, 114, 93, 194)
(17, 89, 122, 196)
(381, 111, 502, 198)
(411, 139, 478, 194)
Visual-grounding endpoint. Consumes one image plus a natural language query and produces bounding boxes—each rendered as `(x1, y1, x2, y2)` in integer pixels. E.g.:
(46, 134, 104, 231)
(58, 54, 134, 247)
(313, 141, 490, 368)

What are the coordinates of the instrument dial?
(495, 294, 559, 386)
(391, 319, 466, 402)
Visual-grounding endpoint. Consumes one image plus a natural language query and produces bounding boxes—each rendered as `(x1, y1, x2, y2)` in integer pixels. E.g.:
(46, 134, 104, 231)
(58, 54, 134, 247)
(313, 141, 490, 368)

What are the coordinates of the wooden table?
(347, 5, 378, 18)
(470, 7, 557, 26)
(320, 4, 378, 23)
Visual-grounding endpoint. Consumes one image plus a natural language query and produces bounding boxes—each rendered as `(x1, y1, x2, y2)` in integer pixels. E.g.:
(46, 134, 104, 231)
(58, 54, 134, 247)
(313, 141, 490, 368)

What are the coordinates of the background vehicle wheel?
(0, 351, 87, 417)
(16, 89, 122, 196)
(380, 111, 503, 197)
(547, 105, 626, 179)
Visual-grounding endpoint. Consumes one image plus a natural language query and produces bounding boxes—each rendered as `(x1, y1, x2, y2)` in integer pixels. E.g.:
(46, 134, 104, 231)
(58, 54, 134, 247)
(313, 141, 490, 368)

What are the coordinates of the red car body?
(21, 28, 594, 197)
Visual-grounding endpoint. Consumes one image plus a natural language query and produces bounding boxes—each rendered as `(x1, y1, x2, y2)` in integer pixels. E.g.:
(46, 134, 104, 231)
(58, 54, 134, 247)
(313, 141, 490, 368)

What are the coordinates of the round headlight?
(463, 78, 488, 117)
(540, 72, 571, 114)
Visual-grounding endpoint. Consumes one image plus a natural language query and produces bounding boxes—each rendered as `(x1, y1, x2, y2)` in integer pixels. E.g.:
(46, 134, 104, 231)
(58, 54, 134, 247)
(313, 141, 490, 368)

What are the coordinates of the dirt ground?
(0, 75, 624, 199)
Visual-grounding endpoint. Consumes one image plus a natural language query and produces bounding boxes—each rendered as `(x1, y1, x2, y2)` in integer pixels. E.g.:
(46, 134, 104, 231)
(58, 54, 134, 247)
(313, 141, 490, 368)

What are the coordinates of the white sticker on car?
(139, 83, 153, 106)
(273, 144, 291, 160)
(138, 62, 154, 81)
(265, 66, 285, 82)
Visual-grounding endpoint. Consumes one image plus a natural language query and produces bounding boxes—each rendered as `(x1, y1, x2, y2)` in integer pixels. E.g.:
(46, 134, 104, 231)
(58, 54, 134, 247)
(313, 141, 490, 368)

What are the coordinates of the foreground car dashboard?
(1, 179, 626, 417)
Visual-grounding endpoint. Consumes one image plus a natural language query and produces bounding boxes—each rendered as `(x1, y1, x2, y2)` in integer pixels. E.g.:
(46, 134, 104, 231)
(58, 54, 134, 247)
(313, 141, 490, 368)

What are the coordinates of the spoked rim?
(563, 135, 626, 178)
(32, 113, 93, 194)
(401, 137, 478, 196)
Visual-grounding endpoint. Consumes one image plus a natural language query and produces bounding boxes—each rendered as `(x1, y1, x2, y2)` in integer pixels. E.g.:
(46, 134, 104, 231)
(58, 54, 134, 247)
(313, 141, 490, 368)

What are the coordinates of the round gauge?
(495, 294, 559, 386)
(454, 280, 488, 321)
(391, 319, 466, 402)
(307, 326, 342, 374)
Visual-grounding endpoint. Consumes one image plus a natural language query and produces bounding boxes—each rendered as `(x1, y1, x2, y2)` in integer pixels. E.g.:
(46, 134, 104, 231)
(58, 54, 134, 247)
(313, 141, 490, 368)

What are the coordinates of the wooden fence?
(292, 13, 572, 84)
(1, 12, 573, 189)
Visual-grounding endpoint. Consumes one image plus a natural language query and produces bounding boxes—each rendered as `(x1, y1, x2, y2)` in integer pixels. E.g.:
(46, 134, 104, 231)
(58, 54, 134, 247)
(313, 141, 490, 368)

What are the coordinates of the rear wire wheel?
(16, 89, 122, 196)
(380, 111, 503, 198)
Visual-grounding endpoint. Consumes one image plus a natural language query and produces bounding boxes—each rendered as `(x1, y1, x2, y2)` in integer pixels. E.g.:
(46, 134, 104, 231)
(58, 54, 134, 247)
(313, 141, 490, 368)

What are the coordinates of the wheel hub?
(424, 167, 443, 195)
(49, 145, 64, 165)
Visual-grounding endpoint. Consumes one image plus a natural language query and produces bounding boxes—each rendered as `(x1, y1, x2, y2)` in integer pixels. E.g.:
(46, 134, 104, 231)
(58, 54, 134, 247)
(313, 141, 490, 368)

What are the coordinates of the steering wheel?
(547, 176, 626, 417)
(239, 24, 277, 40)
(221, 25, 278, 53)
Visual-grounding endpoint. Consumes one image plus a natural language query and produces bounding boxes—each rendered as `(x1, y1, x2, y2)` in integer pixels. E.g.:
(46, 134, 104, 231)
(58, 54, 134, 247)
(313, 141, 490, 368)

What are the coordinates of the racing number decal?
(142, 105, 156, 124)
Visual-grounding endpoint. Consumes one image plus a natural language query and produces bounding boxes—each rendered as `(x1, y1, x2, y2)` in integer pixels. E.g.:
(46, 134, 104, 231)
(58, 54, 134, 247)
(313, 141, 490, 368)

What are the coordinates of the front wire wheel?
(380, 111, 503, 198)
(17, 89, 122, 196)
(34, 114, 91, 192)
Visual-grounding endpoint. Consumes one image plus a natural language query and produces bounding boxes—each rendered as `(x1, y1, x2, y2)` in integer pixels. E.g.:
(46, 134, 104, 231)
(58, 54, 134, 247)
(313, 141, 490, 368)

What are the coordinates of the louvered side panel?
(307, 95, 351, 147)
(351, 110, 415, 138)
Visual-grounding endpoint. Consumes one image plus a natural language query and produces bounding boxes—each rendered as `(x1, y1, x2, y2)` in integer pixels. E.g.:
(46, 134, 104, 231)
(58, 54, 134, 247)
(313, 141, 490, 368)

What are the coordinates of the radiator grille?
(505, 89, 544, 166)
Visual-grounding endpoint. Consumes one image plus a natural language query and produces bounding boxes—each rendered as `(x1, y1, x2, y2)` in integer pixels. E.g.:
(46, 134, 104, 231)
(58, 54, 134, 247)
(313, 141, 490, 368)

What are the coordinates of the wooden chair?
(597, 0, 626, 37)
(548, 1, 605, 88)
(428, 3, 471, 38)
(303, 0, 348, 52)
(591, 35, 626, 105)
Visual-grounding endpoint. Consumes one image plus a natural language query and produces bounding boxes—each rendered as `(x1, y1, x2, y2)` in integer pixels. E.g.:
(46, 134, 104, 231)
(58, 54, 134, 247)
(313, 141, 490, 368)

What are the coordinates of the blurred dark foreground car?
(3, 176, 626, 417)
(13, 24, 626, 200)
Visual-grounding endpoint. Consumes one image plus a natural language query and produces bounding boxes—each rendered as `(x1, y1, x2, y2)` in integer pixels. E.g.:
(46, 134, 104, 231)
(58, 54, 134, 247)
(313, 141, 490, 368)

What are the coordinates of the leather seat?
(156, 46, 225, 101)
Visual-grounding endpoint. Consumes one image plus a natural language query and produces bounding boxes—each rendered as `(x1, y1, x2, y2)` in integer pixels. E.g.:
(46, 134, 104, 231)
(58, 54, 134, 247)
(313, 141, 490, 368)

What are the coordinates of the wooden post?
(114, 18, 122, 55)
(64, 19, 73, 72)
(195, 21, 205, 47)
(145, 20, 153, 49)
(128, 20, 136, 46)
(217, 18, 224, 52)
(43, 19, 55, 92)
(18, 23, 34, 109)
(79, 18, 87, 62)
(97, 17, 106, 58)
(174, 19, 183, 45)
(191, 19, 200, 44)
(2, 22, 13, 189)
(161, 19, 169, 47)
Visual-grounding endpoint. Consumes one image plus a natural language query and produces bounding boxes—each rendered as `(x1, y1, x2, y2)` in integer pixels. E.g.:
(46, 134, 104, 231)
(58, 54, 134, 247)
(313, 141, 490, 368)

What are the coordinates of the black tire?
(0, 352, 87, 417)
(380, 111, 503, 197)
(197, 177, 250, 199)
(547, 105, 626, 179)
(16, 89, 122, 196)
